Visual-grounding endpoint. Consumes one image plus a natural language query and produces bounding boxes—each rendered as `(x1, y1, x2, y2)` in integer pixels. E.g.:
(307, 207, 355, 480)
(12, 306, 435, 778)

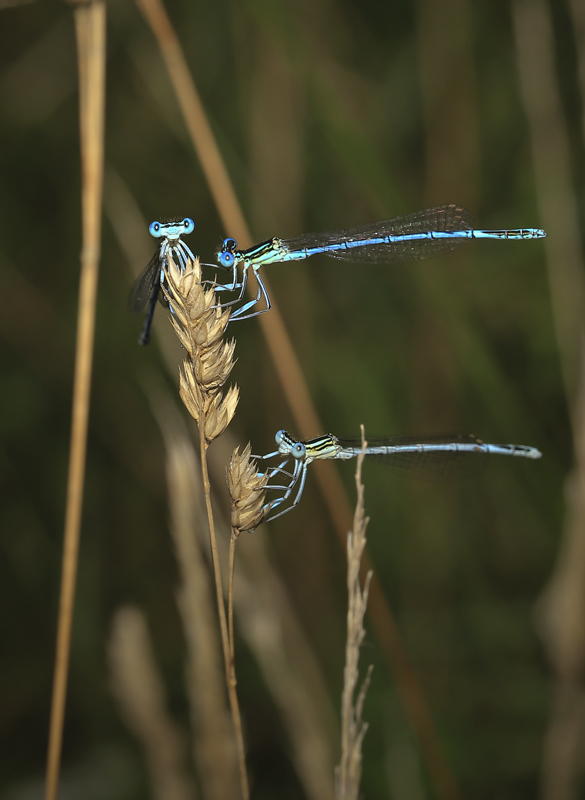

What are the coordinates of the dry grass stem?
(225, 443, 268, 796)
(202, 434, 338, 800)
(336, 426, 373, 800)
(45, 3, 105, 800)
(108, 607, 196, 800)
(165, 432, 238, 800)
(160, 389, 338, 799)
(163, 255, 248, 800)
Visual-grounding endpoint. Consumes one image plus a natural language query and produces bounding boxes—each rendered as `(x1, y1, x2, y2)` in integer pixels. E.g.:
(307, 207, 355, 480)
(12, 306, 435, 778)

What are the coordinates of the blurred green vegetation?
(0, 0, 577, 798)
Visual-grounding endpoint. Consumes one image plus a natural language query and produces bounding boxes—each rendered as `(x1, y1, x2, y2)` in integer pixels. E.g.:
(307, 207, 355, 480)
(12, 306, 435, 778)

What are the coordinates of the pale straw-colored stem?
(45, 4, 105, 800)
(198, 423, 249, 800)
(228, 532, 237, 669)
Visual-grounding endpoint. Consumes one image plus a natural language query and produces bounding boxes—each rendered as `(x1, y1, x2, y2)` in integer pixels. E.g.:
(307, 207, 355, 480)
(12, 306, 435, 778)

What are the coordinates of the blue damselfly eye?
(275, 430, 285, 445)
(149, 221, 162, 237)
(219, 238, 238, 268)
(219, 251, 235, 269)
(292, 443, 306, 459)
(183, 218, 195, 234)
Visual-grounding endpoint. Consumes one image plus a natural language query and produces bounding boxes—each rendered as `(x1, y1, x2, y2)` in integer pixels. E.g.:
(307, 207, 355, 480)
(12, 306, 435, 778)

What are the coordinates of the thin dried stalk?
(165, 432, 238, 800)
(162, 257, 248, 800)
(225, 444, 269, 788)
(45, 4, 105, 800)
(108, 607, 196, 800)
(336, 426, 373, 800)
(225, 444, 268, 794)
(156, 385, 338, 799)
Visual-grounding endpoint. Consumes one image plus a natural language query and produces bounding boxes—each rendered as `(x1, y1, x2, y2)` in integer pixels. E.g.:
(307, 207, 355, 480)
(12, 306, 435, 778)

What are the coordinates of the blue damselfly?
(259, 430, 542, 523)
(129, 218, 195, 345)
(215, 204, 546, 320)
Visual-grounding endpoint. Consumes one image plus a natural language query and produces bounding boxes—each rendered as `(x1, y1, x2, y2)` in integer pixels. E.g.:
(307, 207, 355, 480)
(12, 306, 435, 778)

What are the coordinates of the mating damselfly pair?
(129, 204, 546, 343)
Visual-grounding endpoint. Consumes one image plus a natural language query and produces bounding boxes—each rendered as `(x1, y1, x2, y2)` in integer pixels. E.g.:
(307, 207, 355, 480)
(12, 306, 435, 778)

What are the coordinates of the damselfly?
(215, 204, 546, 321)
(258, 430, 542, 523)
(129, 218, 195, 345)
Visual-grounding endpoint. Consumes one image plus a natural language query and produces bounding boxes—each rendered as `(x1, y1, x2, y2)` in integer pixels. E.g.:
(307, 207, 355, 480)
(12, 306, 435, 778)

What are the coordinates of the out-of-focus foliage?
(0, 0, 576, 798)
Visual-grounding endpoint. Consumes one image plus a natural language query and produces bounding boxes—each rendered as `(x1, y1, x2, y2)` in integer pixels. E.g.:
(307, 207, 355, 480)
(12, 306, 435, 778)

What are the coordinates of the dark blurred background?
(0, 0, 581, 798)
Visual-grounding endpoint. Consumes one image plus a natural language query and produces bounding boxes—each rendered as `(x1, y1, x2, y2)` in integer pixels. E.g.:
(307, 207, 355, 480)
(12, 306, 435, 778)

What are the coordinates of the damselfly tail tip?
(513, 444, 542, 459)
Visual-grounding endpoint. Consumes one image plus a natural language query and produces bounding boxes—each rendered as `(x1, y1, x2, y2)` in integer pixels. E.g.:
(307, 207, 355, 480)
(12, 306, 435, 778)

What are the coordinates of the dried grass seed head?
(163, 254, 238, 444)
(228, 444, 268, 534)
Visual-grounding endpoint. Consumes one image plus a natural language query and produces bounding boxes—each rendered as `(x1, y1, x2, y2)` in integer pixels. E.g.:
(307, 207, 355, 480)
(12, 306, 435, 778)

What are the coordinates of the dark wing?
(128, 250, 161, 313)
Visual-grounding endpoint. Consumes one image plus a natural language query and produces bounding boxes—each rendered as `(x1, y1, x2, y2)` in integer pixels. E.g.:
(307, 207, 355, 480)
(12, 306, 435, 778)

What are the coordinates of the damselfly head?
(274, 430, 306, 459)
(149, 218, 195, 240)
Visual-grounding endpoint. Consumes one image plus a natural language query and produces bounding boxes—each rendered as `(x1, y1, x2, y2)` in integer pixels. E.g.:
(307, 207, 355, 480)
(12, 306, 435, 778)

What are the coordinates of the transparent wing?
(337, 433, 492, 480)
(281, 204, 474, 264)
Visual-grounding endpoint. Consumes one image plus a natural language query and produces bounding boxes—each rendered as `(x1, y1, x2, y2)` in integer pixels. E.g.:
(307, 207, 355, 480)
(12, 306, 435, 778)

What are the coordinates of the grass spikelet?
(227, 443, 268, 535)
(162, 255, 238, 445)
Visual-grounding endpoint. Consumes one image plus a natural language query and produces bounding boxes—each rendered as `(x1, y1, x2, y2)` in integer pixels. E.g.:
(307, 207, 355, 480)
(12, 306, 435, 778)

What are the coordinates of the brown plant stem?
(198, 423, 249, 800)
(228, 532, 237, 669)
(45, 3, 105, 800)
